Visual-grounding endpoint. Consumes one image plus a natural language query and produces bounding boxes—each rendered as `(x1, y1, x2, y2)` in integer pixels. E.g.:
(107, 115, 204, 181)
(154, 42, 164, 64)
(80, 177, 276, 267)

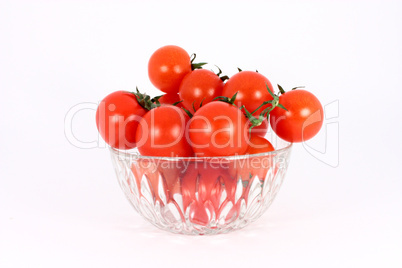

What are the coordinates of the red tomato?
(222, 71, 274, 116)
(179, 69, 224, 112)
(188, 102, 249, 157)
(148, 45, 192, 94)
(246, 135, 275, 154)
(229, 135, 275, 183)
(135, 105, 193, 157)
(270, 90, 323, 143)
(181, 161, 237, 226)
(249, 118, 269, 137)
(96, 91, 147, 149)
(226, 135, 275, 212)
(157, 93, 183, 108)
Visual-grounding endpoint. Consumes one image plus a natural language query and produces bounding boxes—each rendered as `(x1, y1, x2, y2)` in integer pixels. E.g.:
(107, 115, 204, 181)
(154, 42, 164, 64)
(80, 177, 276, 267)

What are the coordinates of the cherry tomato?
(246, 134, 275, 154)
(148, 45, 192, 94)
(249, 118, 269, 137)
(188, 102, 250, 157)
(270, 90, 323, 143)
(157, 93, 183, 108)
(136, 105, 193, 157)
(229, 134, 275, 185)
(181, 161, 236, 226)
(222, 71, 274, 116)
(179, 69, 224, 112)
(96, 91, 147, 149)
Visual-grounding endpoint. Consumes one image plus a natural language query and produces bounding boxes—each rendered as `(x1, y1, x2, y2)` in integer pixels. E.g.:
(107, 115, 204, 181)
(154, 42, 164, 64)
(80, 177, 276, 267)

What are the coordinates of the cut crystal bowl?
(110, 137, 292, 235)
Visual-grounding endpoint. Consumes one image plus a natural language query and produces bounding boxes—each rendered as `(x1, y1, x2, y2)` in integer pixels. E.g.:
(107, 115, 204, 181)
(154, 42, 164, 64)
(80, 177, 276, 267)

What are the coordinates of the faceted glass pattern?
(110, 141, 292, 235)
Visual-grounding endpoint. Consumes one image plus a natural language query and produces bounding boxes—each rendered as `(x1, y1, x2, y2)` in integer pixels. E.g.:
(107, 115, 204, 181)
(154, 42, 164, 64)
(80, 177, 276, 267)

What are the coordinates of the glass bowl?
(110, 137, 292, 235)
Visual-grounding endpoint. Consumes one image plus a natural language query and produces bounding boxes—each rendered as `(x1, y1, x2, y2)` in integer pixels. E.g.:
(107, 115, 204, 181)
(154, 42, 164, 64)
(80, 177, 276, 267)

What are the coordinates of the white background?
(1, 0, 402, 267)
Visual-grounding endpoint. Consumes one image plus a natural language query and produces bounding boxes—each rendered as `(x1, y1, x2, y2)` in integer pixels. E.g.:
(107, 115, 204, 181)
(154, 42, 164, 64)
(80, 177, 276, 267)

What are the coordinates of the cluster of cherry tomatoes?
(96, 45, 324, 157)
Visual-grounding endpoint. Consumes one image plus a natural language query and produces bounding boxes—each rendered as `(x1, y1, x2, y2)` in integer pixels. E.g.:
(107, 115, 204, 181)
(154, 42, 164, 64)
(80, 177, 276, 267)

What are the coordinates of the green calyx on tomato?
(214, 85, 286, 134)
(133, 87, 161, 111)
(240, 84, 288, 135)
(213, 91, 239, 106)
(151, 93, 194, 118)
(172, 100, 184, 107)
(192, 98, 206, 113)
(260, 84, 288, 115)
(277, 84, 305, 95)
(190, 53, 207, 70)
(213, 88, 285, 136)
(181, 107, 194, 118)
(215, 66, 229, 82)
(150, 94, 185, 109)
(136, 88, 189, 111)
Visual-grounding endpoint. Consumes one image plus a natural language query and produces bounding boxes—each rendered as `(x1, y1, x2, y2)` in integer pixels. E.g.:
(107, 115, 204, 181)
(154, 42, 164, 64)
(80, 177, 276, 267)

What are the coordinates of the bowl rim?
(109, 141, 292, 161)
